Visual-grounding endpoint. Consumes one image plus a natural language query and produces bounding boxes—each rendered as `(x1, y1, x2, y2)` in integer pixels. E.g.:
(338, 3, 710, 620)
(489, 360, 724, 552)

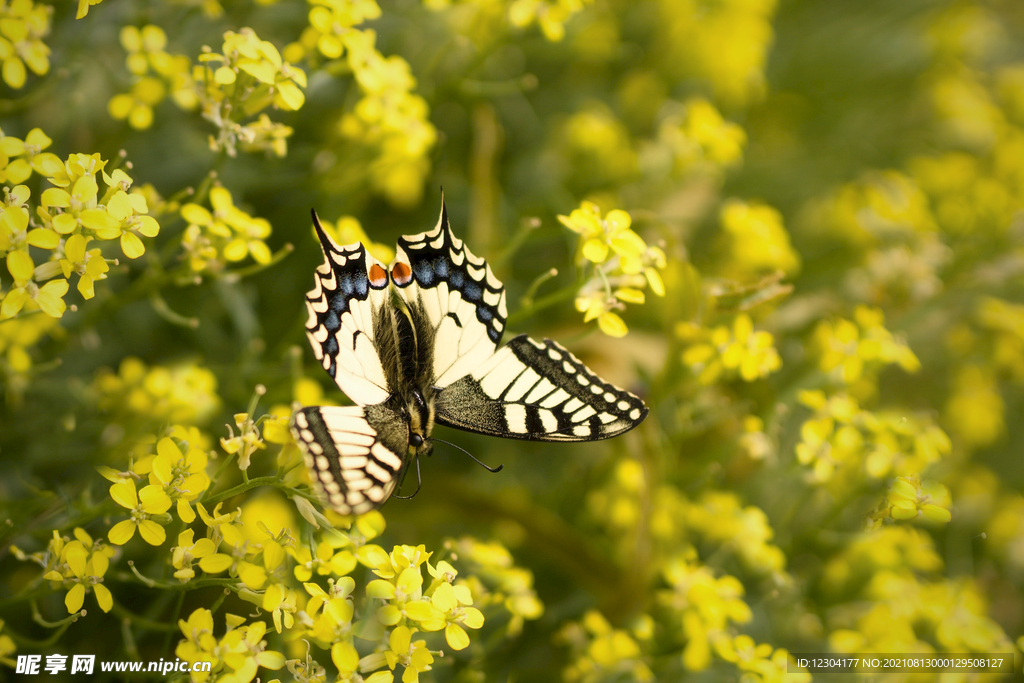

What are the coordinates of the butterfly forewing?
(304, 212, 393, 406)
(434, 335, 648, 441)
(390, 204, 508, 388)
(292, 406, 409, 515)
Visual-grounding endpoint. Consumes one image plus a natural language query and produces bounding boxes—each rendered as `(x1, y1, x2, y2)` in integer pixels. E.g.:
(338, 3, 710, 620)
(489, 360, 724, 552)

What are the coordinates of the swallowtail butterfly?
(291, 201, 648, 514)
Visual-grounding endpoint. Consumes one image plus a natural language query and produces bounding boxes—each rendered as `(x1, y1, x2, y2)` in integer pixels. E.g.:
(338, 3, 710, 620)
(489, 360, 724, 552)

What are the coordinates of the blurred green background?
(1, 0, 1023, 681)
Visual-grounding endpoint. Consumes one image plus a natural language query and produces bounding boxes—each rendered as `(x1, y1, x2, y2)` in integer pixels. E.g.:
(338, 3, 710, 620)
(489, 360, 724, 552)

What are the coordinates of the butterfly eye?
(410, 433, 424, 447)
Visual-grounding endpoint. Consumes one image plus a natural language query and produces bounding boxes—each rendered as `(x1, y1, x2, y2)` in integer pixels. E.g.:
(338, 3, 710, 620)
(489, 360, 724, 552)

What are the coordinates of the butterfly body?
(292, 202, 648, 515)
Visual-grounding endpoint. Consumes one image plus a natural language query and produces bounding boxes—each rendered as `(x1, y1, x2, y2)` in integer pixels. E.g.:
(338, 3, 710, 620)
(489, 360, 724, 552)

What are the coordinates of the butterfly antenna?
(432, 438, 504, 473)
(392, 456, 422, 500)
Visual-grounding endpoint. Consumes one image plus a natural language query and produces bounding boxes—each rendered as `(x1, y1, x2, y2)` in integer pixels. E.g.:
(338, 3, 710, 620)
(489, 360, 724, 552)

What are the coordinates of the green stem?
(202, 476, 283, 506)
(150, 294, 199, 328)
(5, 603, 79, 648)
(31, 598, 82, 629)
(520, 268, 559, 307)
(110, 569, 239, 592)
(207, 588, 231, 616)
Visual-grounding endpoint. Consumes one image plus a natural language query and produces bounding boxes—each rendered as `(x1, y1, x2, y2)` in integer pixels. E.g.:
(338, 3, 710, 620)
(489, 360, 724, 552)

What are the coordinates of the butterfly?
(290, 201, 648, 515)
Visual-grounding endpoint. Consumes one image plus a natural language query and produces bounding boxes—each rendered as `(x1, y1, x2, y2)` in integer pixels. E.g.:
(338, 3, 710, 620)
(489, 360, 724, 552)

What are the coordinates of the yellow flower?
(41, 528, 115, 615)
(426, 581, 484, 651)
(149, 436, 210, 523)
(171, 529, 218, 582)
(108, 479, 172, 546)
(180, 186, 273, 275)
(887, 476, 953, 523)
(59, 234, 110, 299)
(289, 540, 356, 581)
(220, 412, 266, 470)
(261, 583, 298, 633)
(0, 275, 69, 319)
(175, 608, 218, 680)
(384, 625, 434, 683)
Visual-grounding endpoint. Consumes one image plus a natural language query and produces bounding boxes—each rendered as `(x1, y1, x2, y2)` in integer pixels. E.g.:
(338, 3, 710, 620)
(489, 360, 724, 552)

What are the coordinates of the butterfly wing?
(291, 405, 410, 514)
(389, 202, 508, 389)
(434, 335, 648, 441)
(304, 211, 393, 406)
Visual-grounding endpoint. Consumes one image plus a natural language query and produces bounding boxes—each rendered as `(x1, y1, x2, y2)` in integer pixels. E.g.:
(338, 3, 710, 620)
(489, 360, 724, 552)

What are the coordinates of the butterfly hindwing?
(390, 204, 508, 388)
(291, 405, 410, 515)
(434, 335, 648, 441)
(304, 212, 393, 406)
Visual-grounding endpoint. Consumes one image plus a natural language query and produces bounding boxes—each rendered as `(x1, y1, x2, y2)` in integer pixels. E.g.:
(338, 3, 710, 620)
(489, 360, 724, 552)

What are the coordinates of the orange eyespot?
(368, 263, 388, 288)
(391, 261, 412, 285)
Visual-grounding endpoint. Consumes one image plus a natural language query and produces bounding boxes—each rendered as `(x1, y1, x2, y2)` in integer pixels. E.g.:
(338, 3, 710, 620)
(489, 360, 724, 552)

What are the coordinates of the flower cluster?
(285, 2, 437, 207)
(92, 357, 221, 427)
(108, 25, 197, 130)
(658, 552, 752, 670)
(336, 30, 437, 208)
(812, 307, 920, 392)
(653, 0, 776, 106)
(180, 186, 274, 277)
(559, 201, 665, 337)
(588, 461, 788, 576)
(175, 609, 286, 682)
(795, 389, 952, 483)
(446, 537, 544, 636)
(941, 297, 1024, 451)
(34, 529, 115, 615)
(824, 527, 1013, 657)
(194, 28, 306, 157)
(0, 0, 50, 89)
(679, 313, 781, 385)
(559, 609, 652, 682)
(285, 0, 383, 64)
(653, 98, 747, 175)
(17, 435, 541, 683)
(713, 636, 809, 683)
(562, 105, 637, 188)
(2, 143, 160, 322)
(718, 200, 800, 278)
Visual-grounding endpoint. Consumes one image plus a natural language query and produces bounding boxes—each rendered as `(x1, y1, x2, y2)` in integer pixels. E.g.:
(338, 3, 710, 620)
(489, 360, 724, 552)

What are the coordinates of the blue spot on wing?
(463, 281, 482, 302)
(354, 272, 369, 297)
(324, 310, 340, 331)
(414, 260, 434, 286)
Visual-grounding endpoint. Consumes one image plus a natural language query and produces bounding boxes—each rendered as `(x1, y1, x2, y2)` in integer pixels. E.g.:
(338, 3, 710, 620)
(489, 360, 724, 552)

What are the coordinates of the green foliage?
(2, 0, 1023, 681)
